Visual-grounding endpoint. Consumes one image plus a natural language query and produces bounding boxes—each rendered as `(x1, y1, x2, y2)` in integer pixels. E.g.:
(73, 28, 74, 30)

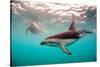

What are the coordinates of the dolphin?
(40, 21, 92, 55)
(25, 22, 45, 34)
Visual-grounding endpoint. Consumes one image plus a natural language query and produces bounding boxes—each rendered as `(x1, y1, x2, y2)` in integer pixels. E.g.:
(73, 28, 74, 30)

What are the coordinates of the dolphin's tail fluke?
(79, 29, 93, 34)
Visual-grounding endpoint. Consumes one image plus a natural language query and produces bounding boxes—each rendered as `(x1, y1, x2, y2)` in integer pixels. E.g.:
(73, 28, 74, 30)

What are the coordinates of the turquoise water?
(11, 14, 96, 66)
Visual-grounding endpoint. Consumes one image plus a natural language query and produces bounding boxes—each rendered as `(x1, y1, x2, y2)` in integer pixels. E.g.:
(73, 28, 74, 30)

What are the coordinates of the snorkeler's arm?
(25, 27, 29, 35)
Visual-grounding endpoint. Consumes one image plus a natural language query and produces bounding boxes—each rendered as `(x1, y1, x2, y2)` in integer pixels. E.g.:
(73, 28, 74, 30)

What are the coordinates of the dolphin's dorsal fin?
(59, 45, 72, 55)
(69, 20, 76, 31)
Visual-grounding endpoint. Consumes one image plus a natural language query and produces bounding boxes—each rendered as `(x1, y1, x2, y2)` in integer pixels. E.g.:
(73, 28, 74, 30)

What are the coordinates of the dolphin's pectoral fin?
(59, 46, 72, 55)
(57, 40, 72, 55)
